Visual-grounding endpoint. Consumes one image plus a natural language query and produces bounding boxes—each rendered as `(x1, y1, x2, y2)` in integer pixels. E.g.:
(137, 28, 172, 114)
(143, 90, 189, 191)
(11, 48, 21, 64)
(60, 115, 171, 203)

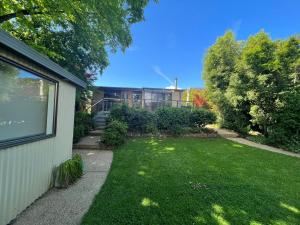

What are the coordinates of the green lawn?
(81, 138, 300, 225)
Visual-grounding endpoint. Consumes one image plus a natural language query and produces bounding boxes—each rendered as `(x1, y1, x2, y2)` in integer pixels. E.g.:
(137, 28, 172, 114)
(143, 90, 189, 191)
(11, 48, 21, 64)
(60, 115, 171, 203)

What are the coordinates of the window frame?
(0, 56, 59, 150)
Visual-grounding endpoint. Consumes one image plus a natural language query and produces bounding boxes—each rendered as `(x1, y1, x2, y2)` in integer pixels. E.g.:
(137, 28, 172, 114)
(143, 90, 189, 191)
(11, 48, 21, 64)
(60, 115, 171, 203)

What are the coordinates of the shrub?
(109, 104, 132, 123)
(155, 107, 191, 133)
(56, 154, 83, 188)
(188, 126, 216, 134)
(73, 111, 92, 143)
(109, 104, 217, 137)
(169, 124, 186, 136)
(127, 109, 157, 133)
(73, 124, 85, 143)
(189, 108, 217, 128)
(109, 104, 157, 134)
(102, 119, 128, 146)
(266, 89, 300, 152)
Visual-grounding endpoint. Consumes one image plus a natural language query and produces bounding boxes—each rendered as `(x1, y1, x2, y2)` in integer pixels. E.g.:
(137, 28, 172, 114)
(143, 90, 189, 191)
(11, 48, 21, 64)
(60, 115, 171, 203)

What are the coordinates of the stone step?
(94, 122, 106, 127)
(94, 121, 107, 125)
(95, 125, 106, 130)
(213, 128, 240, 138)
(93, 117, 107, 121)
(95, 113, 110, 117)
(89, 130, 104, 136)
(73, 136, 112, 150)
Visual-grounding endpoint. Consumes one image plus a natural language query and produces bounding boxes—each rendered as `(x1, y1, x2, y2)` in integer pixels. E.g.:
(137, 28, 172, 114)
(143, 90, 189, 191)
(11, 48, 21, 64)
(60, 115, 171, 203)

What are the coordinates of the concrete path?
(11, 150, 113, 225)
(213, 127, 240, 138)
(227, 137, 300, 158)
(214, 128, 300, 158)
(73, 136, 112, 150)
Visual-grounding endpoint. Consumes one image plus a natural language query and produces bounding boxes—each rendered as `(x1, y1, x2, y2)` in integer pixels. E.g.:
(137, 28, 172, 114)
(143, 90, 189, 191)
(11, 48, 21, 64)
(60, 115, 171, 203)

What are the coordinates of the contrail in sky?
(152, 65, 174, 85)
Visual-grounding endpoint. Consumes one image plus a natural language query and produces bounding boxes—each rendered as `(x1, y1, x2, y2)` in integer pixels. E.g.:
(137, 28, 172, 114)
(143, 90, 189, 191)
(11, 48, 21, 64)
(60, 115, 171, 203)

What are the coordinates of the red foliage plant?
(193, 94, 208, 108)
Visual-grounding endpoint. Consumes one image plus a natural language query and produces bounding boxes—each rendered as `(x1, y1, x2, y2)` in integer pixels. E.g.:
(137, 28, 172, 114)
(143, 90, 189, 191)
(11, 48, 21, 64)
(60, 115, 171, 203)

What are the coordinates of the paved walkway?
(12, 150, 113, 225)
(73, 136, 112, 150)
(214, 128, 300, 158)
(227, 137, 300, 158)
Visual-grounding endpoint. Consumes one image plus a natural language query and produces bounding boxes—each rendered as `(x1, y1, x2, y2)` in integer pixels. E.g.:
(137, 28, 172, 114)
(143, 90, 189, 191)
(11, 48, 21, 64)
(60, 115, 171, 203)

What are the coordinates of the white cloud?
(165, 85, 181, 90)
(165, 85, 175, 89)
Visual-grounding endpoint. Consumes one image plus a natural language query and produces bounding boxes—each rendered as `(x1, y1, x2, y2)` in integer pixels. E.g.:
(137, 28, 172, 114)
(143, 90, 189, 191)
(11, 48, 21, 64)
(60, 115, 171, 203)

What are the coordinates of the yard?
(81, 138, 300, 225)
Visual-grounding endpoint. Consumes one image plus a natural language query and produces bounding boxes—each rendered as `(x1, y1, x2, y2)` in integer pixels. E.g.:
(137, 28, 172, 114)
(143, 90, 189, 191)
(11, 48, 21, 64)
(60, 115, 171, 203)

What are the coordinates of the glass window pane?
(0, 60, 56, 142)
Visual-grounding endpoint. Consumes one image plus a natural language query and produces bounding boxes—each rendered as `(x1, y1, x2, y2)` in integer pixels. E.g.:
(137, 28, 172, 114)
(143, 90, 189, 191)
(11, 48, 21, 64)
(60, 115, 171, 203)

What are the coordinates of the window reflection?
(0, 60, 56, 142)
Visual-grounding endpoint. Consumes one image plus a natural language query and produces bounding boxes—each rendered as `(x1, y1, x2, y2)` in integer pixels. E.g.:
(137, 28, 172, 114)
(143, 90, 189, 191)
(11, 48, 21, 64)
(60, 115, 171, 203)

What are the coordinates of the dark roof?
(96, 86, 185, 92)
(0, 29, 86, 88)
(142, 87, 185, 92)
(96, 86, 142, 91)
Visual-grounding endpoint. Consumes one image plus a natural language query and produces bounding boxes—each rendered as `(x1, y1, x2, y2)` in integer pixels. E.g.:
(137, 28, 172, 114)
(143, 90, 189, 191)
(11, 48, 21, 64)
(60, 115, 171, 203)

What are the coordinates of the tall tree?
(240, 31, 278, 135)
(203, 30, 300, 151)
(0, 0, 154, 80)
(0, 0, 155, 110)
(203, 31, 240, 92)
(203, 31, 249, 132)
(275, 36, 300, 87)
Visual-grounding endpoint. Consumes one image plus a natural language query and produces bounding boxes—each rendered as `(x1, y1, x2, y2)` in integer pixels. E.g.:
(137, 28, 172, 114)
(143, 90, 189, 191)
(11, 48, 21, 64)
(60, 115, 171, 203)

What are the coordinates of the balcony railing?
(91, 98, 195, 112)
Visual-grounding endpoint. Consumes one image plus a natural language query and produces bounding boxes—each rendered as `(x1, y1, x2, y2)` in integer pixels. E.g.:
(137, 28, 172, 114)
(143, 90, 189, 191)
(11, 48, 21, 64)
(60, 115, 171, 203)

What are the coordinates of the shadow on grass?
(81, 137, 300, 225)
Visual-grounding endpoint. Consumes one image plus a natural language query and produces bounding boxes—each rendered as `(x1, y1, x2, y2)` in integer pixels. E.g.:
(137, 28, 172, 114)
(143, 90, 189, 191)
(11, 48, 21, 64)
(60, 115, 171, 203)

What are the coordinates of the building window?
(132, 92, 142, 102)
(165, 93, 172, 101)
(132, 92, 142, 108)
(0, 59, 57, 147)
(121, 92, 129, 100)
(104, 90, 121, 98)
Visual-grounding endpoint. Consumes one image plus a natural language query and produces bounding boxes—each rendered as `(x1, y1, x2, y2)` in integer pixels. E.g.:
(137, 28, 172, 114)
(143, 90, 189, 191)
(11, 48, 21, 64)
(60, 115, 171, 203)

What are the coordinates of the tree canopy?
(203, 30, 300, 152)
(0, 0, 154, 80)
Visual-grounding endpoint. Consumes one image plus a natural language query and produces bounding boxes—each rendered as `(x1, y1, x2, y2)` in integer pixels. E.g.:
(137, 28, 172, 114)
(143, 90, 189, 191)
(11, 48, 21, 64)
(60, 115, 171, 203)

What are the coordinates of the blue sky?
(95, 0, 300, 89)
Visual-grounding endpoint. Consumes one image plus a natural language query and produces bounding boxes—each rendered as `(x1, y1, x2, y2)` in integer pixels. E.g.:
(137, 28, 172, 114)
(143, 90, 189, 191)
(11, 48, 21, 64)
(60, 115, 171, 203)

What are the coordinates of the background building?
(92, 86, 185, 112)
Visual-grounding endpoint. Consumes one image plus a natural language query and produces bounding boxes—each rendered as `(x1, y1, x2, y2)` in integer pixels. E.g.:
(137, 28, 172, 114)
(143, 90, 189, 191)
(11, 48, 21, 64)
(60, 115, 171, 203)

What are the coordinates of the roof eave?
(0, 29, 86, 88)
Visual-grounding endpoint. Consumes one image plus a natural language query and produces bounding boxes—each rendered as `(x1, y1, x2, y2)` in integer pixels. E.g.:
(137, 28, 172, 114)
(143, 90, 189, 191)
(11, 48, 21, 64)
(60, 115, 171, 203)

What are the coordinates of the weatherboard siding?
(0, 80, 76, 225)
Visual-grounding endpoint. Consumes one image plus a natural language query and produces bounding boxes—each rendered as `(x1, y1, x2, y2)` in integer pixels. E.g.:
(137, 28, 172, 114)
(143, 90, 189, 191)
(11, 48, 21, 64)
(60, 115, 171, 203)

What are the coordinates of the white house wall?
(0, 51, 76, 225)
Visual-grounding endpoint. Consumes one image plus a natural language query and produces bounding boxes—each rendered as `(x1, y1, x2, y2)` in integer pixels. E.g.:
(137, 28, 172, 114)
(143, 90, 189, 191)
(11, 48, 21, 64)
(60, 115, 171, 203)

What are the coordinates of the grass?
(81, 138, 300, 225)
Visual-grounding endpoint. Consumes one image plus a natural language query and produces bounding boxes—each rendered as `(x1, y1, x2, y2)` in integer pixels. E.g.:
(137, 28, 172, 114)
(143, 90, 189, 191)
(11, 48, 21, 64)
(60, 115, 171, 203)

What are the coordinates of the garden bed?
(101, 104, 217, 147)
(126, 131, 218, 138)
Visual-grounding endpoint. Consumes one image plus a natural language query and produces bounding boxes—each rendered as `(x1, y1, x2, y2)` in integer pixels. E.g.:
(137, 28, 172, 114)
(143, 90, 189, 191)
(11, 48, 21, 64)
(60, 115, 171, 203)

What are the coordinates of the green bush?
(73, 111, 92, 143)
(155, 107, 216, 135)
(189, 108, 217, 127)
(56, 154, 83, 188)
(102, 119, 128, 146)
(109, 105, 157, 134)
(109, 104, 216, 137)
(109, 104, 132, 123)
(127, 109, 157, 133)
(155, 107, 191, 133)
(73, 124, 85, 143)
(266, 89, 300, 152)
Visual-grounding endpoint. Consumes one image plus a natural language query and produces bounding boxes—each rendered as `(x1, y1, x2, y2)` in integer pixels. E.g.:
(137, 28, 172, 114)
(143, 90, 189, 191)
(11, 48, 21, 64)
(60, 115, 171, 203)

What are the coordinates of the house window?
(121, 92, 129, 100)
(104, 90, 121, 98)
(132, 92, 141, 102)
(165, 93, 172, 101)
(0, 59, 57, 147)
